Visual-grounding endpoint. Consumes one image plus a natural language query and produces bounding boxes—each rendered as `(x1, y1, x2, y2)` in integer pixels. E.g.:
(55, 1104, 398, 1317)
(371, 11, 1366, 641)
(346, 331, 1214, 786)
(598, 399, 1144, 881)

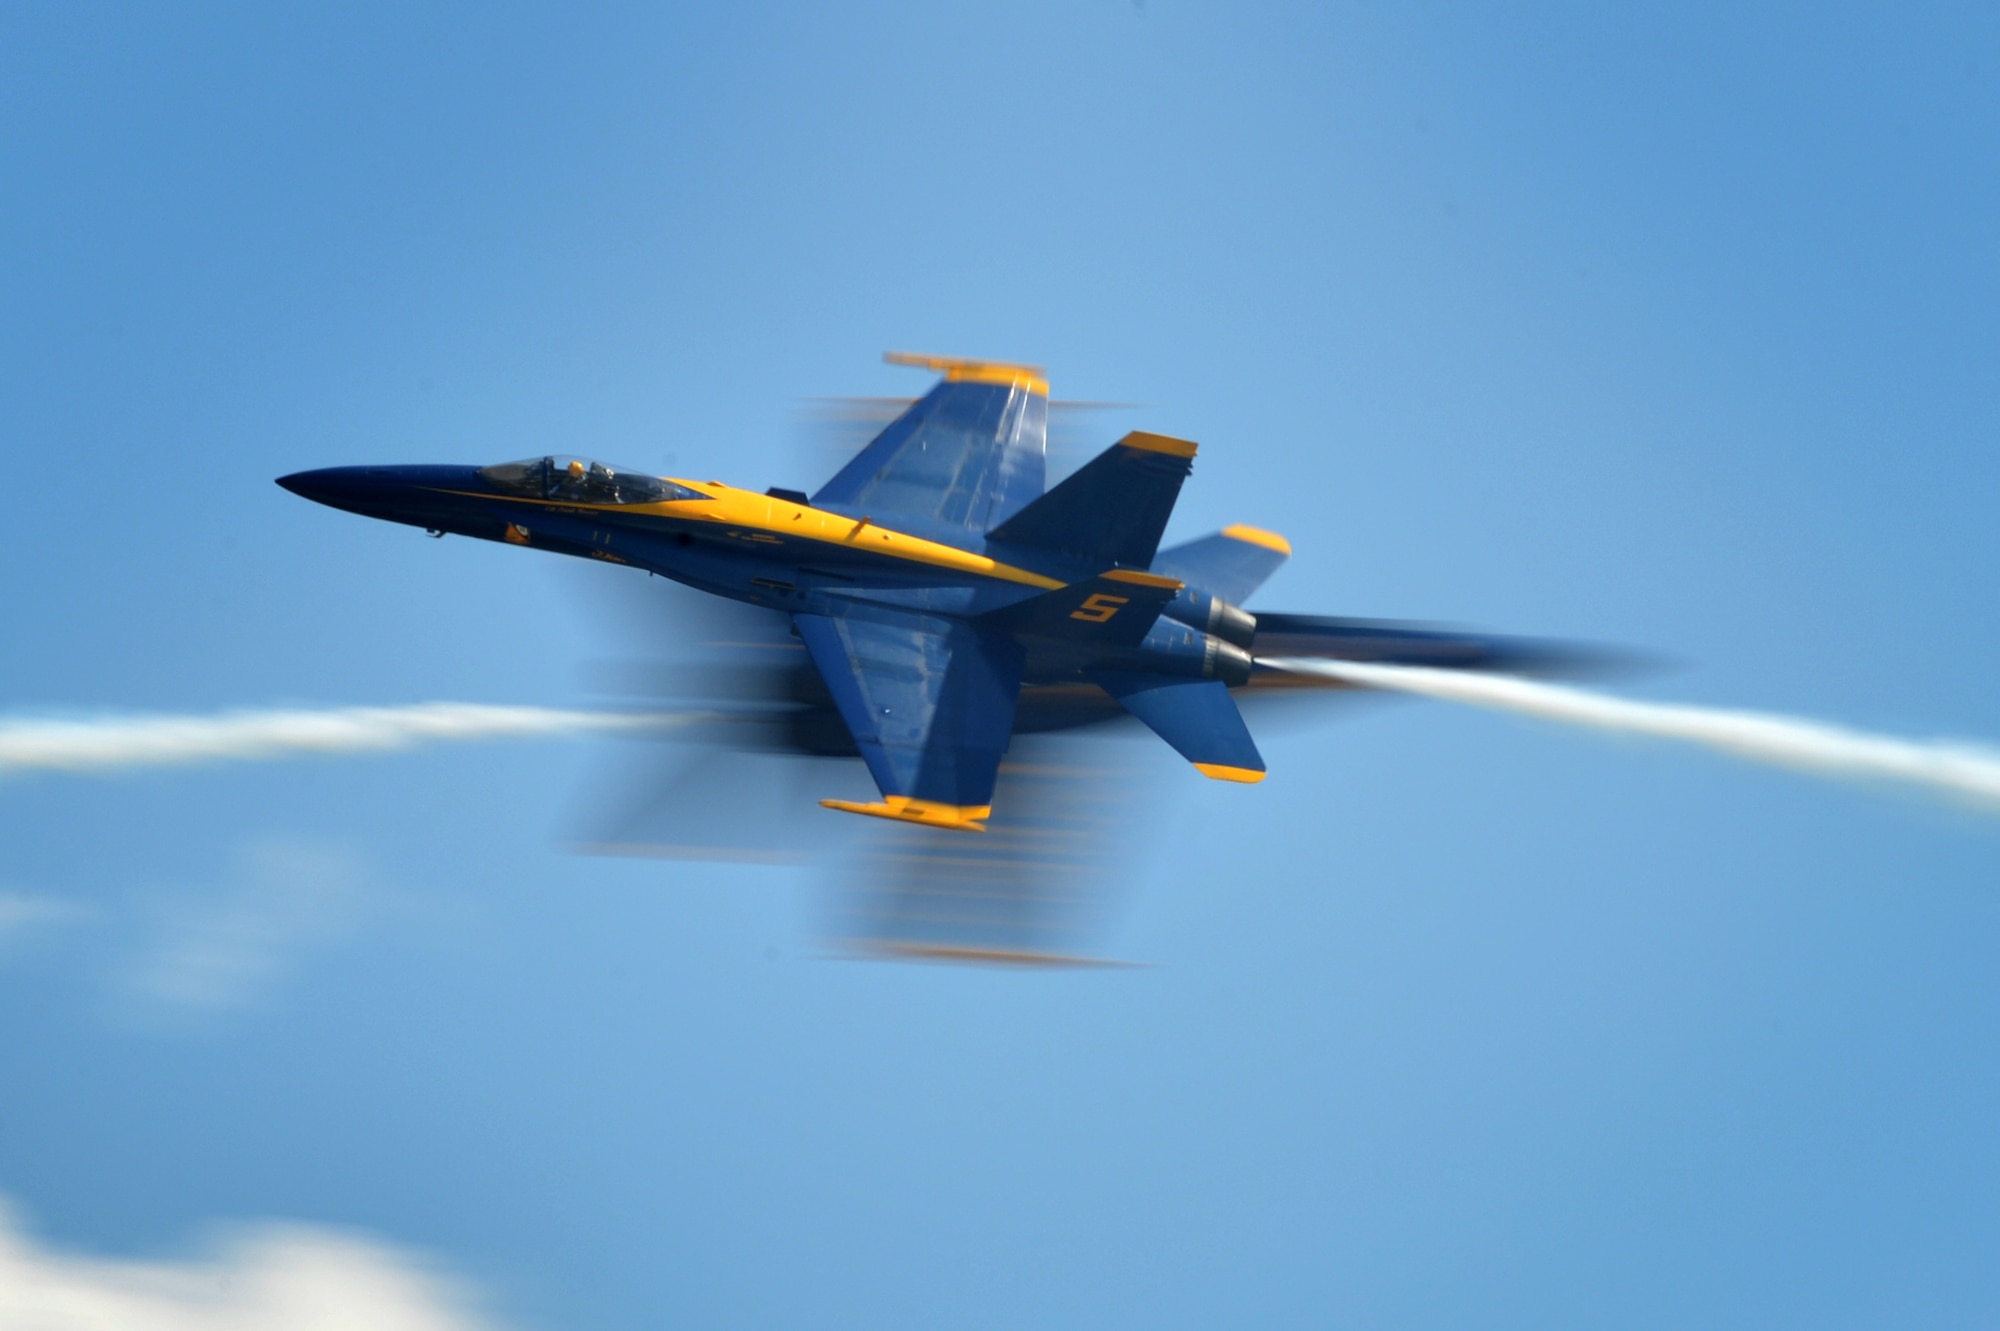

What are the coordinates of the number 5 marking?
(1069, 593, 1130, 624)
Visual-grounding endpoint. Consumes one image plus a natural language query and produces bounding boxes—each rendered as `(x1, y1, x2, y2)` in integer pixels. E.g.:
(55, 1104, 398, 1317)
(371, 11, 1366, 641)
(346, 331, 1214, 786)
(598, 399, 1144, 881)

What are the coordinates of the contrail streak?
(0, 703, 678, 776)
(1262, 657, 2000, 813)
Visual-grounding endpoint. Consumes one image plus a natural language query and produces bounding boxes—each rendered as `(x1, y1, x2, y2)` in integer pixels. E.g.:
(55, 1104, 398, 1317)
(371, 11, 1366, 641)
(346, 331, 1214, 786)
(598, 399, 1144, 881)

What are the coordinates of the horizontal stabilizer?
(1088, 671, 1266, 782)
(1149, 525, 1291, 604)
(986, 432, 1196, 568)
(981, 568, 1182, 646)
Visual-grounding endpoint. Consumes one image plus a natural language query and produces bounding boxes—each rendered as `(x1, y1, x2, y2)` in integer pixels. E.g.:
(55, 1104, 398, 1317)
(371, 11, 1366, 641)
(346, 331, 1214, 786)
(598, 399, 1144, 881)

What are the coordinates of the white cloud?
(116, 839, 372, 1021)
(0, 891, 84, 950)
(0, 1198, 504, 1330)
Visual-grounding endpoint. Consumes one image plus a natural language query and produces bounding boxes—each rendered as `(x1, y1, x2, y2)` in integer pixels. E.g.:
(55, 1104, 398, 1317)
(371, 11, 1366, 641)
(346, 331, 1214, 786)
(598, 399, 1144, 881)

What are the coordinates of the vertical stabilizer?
(1149, 525, 1291, 604)
(985, 432, 1197, 568)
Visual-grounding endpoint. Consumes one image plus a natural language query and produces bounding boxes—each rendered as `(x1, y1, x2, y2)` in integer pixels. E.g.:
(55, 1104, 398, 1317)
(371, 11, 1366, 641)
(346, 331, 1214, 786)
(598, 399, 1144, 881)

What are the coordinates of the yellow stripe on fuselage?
(435, 482, 1067, 591)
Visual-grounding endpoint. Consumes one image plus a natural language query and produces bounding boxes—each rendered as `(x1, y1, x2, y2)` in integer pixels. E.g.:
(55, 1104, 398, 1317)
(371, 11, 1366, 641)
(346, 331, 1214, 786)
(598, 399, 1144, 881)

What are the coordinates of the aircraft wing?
(811, 353, 1048, 533)
(793, 608, 1025, 831)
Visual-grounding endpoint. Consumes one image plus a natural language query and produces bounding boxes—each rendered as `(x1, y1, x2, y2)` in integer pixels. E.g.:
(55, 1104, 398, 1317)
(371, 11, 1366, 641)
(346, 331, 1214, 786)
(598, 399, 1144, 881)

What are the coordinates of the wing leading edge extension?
(794, 609, 1025, 831)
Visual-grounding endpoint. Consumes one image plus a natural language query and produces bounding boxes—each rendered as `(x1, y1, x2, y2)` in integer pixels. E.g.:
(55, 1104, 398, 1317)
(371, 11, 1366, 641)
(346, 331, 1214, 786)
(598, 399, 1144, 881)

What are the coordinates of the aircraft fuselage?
(276, 462, 1253, 689)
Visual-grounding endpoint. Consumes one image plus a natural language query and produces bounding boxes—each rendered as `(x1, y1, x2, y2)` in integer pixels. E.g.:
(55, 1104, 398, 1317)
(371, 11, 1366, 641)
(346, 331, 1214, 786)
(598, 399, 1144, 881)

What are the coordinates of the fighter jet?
(279, 352, 1573, 833)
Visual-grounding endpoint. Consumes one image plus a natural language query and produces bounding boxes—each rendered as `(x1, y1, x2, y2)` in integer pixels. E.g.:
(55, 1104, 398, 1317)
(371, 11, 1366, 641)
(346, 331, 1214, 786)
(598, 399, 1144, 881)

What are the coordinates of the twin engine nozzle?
(1161, 588, 1257, 651)
(1155, 588, 1256, 686)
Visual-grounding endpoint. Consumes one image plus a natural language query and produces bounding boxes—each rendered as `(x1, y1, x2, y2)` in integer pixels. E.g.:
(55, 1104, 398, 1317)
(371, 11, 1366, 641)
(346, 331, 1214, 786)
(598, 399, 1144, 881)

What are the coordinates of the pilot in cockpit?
(478, 455, 701, 506)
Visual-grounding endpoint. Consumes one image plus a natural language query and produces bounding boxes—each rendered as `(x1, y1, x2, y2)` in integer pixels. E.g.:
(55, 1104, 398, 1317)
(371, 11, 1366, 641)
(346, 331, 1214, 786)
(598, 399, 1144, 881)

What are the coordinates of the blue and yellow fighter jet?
(280, 352, 1559, 831)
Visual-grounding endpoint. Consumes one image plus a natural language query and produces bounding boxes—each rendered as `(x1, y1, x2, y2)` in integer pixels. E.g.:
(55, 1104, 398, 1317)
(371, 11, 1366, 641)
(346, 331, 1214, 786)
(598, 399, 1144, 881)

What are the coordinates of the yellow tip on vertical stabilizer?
(1220, 524, 1292, 555)
(1121, 431, 1199, 459)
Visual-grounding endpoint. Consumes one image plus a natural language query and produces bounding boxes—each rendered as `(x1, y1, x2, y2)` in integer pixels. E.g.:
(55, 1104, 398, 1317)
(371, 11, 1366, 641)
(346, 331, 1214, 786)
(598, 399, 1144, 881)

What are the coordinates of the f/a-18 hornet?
(280, 352, 1565, 831)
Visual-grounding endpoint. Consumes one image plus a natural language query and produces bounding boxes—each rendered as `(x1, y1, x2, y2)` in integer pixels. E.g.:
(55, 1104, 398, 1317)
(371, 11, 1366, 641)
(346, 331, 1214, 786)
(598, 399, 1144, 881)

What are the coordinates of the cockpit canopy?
(479, 456, 710, 506)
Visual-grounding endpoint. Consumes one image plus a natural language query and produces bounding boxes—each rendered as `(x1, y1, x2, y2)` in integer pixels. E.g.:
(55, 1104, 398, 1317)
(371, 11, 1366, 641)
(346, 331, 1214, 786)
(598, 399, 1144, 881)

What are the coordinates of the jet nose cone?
(277, 464, 486, 528)
(278, 467, 354, 504)
(276, 466, 396, 514)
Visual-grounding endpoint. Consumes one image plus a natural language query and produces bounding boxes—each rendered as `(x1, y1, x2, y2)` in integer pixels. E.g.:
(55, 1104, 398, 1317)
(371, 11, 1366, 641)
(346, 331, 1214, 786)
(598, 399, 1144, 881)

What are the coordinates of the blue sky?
(3, 3, 1998, 1327)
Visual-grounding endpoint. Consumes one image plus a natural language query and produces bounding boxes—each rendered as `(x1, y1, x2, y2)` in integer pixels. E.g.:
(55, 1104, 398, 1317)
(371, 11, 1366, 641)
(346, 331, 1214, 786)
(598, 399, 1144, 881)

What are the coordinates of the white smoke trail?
(0, 703, 679, 776)
(1262, 657, 2000, 814)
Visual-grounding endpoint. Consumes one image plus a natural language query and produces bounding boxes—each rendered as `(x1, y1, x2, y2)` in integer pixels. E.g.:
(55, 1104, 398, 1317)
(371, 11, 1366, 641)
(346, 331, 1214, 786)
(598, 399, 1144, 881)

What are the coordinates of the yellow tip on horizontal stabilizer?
(1220, 523, 1292, 555)
(884, 351, 1048, 396)
(820, 796, 992, 831)
(1192, 763, 1267, 784)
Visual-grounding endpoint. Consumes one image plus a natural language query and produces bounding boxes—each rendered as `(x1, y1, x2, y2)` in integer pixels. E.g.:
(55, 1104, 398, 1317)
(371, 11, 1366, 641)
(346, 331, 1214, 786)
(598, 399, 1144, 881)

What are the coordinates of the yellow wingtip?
(1220, 523, 1292, 556)
(820, 797, 991, 831)
(884, 351, 1048, 396)
(1192, 763, 1267, 784)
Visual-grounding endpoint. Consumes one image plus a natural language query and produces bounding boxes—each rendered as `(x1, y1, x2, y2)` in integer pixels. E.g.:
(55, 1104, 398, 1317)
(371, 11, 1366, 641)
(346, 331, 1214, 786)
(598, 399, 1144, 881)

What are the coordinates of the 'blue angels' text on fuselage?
(281, 354, 1307, 829)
